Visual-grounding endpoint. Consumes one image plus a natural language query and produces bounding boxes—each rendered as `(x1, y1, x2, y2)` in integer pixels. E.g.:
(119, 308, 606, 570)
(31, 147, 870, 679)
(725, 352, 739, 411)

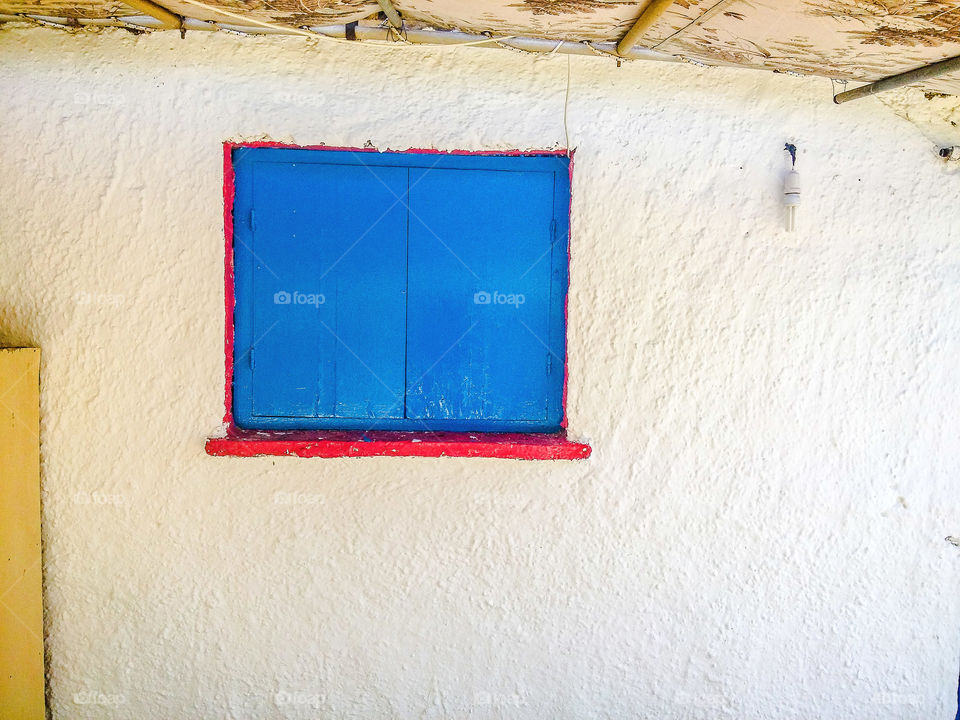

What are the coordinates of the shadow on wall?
(0, 304, 38, 348)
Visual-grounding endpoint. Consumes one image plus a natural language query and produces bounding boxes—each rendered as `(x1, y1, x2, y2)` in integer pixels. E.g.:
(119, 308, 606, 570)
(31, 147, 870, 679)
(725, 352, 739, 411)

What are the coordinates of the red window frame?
(205, 141, 591, 460)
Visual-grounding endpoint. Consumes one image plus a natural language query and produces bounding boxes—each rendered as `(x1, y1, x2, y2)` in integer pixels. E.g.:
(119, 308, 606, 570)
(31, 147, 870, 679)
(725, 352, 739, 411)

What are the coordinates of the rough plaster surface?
(881, 87, 960, 150)
(0, 27, 959, 720)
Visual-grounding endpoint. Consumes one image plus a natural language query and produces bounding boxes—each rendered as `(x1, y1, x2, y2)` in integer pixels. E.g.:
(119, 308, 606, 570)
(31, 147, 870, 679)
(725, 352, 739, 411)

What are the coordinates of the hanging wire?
(563, 53, 572, 153)
(528, 38, 566, 64)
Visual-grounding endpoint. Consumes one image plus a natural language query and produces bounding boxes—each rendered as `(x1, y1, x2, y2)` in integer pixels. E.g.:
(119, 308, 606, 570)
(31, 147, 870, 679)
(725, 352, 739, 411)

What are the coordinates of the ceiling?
(3, 0, 960, 95)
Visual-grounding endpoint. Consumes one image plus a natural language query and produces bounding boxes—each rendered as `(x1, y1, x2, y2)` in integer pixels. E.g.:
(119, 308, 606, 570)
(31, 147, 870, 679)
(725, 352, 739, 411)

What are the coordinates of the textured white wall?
(1, 26, 959, 720)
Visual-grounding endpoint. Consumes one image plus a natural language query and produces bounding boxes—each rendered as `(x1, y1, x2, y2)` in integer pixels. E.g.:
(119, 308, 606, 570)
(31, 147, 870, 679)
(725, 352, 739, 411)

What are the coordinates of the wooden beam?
(616, 0, 675, 57)
(120, 0, 182, 29)
(374, 0, 403, 31)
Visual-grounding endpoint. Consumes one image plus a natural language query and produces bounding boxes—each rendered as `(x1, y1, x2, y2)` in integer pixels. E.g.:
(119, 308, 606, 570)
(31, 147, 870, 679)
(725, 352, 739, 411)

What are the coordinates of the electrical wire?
(581, 41, 625, 60)
(564, 53, 571, 153)
(18, 14, 75, 29)
(175, 1, 524, 50)
(175, 0, 317, 37)
(10, 6, 634, 66)
(453, 34, 518, 47)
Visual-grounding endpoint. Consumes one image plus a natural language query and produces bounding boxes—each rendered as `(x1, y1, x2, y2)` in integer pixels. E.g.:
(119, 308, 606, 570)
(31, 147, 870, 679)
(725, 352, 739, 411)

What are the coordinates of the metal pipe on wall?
(834, 54, 960, 104)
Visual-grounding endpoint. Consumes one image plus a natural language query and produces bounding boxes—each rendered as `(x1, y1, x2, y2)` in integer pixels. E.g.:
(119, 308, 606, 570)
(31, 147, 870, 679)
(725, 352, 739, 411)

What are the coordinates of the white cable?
(564, 54, 571, 152)
(120, 20, 151, 32)
(582, 41, 623, 60)
(175, 0, 316, 37)
(217, 5, 523, 51)
(20, 14, 73, 29)
(216, 23, 253, 36)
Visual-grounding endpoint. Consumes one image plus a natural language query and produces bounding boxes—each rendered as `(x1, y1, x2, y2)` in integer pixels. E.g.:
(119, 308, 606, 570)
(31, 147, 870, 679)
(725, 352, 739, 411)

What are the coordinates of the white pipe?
(0, 13, 680, 63)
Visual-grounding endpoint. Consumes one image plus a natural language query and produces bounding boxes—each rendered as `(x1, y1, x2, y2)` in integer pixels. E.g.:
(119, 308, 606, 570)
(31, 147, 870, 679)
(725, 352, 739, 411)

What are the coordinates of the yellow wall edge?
(0, 348, 45, 720)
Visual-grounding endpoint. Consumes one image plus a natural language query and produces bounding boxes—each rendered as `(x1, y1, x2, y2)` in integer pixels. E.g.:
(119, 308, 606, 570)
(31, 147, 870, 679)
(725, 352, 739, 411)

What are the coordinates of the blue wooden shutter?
(232, 156, 408, 426)
(404, 166, 567, 429)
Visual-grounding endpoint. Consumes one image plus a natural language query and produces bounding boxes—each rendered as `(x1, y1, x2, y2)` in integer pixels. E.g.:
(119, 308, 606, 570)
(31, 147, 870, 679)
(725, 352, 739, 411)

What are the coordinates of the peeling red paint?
(561, 147, 574, 429)
(206, 429, 591, 460)
(213, 141, 588, 459)
(222, 140, 568, 156)
(222, 142, 236, 426)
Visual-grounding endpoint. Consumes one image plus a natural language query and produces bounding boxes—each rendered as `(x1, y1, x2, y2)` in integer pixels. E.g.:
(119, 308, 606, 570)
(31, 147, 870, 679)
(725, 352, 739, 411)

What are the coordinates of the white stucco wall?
(1, 26, 959, 720)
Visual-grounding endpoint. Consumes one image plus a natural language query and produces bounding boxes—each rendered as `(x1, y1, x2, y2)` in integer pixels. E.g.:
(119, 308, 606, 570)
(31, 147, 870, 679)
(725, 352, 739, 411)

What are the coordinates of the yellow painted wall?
(0, 348, 44, 720)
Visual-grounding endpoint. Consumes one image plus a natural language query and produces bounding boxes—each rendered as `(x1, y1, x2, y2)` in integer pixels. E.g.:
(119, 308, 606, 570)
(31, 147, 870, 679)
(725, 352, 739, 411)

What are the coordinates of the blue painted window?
(231, 148, 569, 432)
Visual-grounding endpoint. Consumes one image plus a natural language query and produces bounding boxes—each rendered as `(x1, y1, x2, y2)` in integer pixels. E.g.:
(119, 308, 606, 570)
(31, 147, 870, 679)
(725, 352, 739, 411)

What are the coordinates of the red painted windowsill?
(205, 429, 591, 460)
